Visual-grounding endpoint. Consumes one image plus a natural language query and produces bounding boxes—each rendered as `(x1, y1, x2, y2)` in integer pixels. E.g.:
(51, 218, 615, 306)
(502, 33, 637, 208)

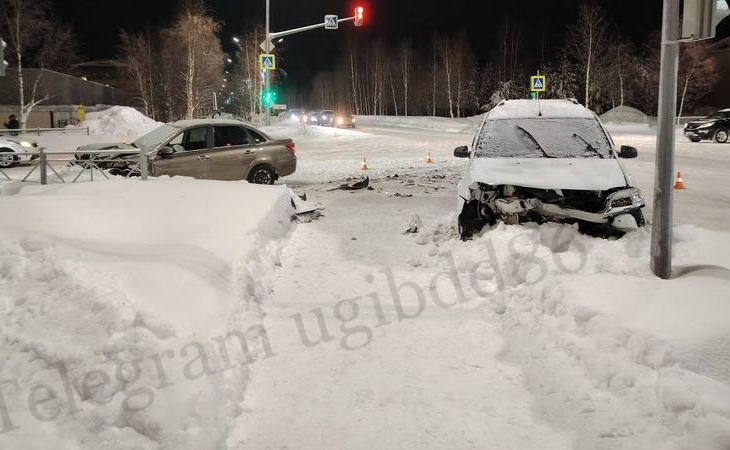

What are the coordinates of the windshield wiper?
(516, 125, 555, 158)
(572, 133, 604, 159)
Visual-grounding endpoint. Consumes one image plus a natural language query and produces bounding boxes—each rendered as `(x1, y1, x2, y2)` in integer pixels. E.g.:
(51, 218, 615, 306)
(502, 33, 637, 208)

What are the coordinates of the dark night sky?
(53, 0, 664, 91)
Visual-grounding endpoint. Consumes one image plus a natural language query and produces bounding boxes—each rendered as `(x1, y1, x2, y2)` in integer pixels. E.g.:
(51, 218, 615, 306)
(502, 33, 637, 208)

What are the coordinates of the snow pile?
(600, 105, 649, 124)
(80, 106, 161, 139)
(264, 123, 370, 140)
(422, 222, 730, 449)
(355, 115, 483, 134)
(0, 178, 295, 449)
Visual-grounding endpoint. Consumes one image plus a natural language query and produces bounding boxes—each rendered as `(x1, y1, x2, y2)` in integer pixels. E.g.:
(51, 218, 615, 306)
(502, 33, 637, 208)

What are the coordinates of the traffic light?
(262, 88, 277, 108)
(0, 39, 8, 77)
(354, 6, 364, 27)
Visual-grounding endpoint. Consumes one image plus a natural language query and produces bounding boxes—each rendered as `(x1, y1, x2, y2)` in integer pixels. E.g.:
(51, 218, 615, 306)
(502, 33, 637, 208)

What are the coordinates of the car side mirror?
(454, 145, 470, 158)
(158, 146, 175, 159)
(618, 145, 638, 159)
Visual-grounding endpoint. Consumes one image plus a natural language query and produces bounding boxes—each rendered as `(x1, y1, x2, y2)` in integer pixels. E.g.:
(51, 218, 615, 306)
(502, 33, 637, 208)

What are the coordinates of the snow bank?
(77, 106, 161, 139)
(600, 105, 649, 124)
(0, 178, 295, 449)
(355, 115, 484, 134)
(421, 223, 730, 449)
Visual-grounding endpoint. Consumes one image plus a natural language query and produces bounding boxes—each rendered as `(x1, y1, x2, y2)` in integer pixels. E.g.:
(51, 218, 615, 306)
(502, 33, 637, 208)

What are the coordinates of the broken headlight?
(608, 188, 645, 210)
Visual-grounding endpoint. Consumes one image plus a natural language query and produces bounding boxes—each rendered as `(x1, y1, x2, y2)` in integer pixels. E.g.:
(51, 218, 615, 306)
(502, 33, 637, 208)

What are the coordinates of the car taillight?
(286, 142, 296, 156)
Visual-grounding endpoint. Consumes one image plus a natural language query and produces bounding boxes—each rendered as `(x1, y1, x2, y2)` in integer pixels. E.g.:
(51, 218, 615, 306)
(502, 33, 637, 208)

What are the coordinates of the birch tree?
(677, 41, 718, 122)
(564, 2, 610, 110)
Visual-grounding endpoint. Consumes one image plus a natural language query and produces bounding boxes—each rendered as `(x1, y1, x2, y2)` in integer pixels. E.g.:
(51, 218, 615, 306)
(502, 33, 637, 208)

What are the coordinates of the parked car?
(76, 119, 296, 184)
(454, 99, 645, 239)
(0, 137, 40, 168)
(333, 112, 356, 128)
(683, 109, 730, 143)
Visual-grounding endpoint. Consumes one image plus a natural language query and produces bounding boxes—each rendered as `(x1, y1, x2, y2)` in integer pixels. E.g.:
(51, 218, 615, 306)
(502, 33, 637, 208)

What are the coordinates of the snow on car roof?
(487, 99, 597, 120)
(172, 118, 255, 128)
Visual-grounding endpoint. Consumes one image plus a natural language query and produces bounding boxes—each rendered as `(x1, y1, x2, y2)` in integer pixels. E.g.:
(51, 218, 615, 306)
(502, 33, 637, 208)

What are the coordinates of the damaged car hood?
(466, 158, 629, 191)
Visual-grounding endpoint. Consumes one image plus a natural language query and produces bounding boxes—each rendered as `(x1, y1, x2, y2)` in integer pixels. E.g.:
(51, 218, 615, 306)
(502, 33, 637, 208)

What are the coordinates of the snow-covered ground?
(1, 108, 730, 449)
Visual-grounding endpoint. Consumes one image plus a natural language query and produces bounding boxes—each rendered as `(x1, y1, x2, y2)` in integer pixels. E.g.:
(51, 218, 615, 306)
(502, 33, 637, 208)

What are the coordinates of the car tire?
(0, 149, 18, 168)
(689, 137, 701, 143)
(715, 129, 729, 144)
(458, 200, 491, 241)
(248, 165, 276, 185)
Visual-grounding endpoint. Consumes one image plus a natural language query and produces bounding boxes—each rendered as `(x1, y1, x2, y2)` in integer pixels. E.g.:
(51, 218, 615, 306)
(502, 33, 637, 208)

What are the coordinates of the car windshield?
(473, 118, 612, 158)
(133, 124, 181, 152)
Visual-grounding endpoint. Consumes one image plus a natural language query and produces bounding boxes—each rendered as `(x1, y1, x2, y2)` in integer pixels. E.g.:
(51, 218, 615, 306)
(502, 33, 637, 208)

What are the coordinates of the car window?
(214, 126, 251, 147)
(183, 127, 209, 151)
(473, 118, 612, 159)
(246, 128, 267, 144)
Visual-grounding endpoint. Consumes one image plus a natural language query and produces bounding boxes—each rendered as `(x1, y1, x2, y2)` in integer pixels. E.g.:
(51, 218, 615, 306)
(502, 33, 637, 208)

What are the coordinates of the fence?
(0, 148, 146, 189)
(0, 127, 90, 136)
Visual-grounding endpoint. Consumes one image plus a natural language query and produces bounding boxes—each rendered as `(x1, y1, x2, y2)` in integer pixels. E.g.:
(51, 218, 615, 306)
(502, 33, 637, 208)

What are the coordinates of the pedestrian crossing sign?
(260, 54, 276, 71)
(530, 75, 546, 93)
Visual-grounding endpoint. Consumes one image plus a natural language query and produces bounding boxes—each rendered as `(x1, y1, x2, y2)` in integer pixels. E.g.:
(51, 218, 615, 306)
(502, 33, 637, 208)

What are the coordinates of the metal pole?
(39, 148, 47, 185)
(651, 0, 680, 279)
(264, 0, 271, 126)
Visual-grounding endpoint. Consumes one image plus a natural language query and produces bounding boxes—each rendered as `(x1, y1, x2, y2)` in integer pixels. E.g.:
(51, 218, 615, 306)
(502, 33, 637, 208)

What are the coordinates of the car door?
(152, 126, 211, 179)
(207, 125, 257, 180)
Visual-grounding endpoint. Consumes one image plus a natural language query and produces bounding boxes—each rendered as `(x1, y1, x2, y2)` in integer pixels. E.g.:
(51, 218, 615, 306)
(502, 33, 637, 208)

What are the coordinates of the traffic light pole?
(262, 9, 361, 126)
(264, 0, 271, 126)
(651, 0, 681, 279)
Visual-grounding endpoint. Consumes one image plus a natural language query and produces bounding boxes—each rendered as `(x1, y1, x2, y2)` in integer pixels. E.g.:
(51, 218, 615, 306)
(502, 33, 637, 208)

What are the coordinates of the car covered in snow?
(75, 119, 296, 184)
(0, 136, 40, 168)
(454, 99, 645, 239)
(683, 109, 730, 143)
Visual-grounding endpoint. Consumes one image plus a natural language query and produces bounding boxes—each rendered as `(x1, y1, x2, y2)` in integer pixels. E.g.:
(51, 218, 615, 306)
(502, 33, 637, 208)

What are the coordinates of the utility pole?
(650, 0, 680, 279)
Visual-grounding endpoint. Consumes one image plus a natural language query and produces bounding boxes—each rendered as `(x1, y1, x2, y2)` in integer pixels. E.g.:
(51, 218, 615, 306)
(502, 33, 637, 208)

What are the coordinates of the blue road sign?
(259, 54, 276, 71)
(530, 75, 546, 92)
(325, 15, 339, 30)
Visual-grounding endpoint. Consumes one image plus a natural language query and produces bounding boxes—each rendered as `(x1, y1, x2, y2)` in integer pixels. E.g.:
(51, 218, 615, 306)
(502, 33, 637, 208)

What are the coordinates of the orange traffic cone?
(360, 158, 369, 171)
(425, 152, 434, 164)
(674, 171, 686, 190)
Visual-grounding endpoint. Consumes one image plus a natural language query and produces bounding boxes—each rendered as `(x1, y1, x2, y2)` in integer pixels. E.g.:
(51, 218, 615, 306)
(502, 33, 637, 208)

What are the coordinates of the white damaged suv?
(454, 99, 645, 239)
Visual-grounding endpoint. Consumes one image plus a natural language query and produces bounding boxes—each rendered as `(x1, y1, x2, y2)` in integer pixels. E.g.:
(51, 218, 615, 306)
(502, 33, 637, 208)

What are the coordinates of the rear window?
(473, 118, 612, 159)
(214, 126, 250, 147)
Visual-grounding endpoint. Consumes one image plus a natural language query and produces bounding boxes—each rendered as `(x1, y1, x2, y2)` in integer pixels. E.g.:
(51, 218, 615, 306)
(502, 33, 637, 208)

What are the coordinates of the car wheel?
(458, 200, 491, 241)
(0, 149, 18, 168)
(248, 165, 276, 185)
(715, 129, 729, 143)
(689, 137, 701, 143)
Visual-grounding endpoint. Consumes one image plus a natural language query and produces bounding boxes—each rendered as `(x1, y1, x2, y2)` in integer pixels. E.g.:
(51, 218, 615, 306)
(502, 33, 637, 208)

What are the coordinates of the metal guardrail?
(0, 127, 90, 136)
(0, 148, 143, 188)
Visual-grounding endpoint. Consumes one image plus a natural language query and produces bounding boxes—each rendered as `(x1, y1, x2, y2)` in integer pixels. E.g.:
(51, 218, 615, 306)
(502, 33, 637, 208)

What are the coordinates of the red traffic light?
(354, 6, 364, 26)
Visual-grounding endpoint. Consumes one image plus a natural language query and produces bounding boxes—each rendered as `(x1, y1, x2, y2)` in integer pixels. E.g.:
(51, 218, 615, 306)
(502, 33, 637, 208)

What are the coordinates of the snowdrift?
(422, 222, 730, 449)
(79, 106, 161, 139)
(0, 178, 295, 449)
(600, 105, 649, 124)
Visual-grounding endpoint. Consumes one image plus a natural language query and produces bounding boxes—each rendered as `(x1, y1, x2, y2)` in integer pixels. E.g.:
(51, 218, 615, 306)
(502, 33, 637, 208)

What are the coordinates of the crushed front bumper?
(493, 188, 646, 229)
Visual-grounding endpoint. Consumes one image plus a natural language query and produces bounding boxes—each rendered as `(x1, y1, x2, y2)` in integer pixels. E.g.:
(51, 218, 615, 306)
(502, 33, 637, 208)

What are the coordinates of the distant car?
(282, 109, 303, 123)
(318, 110, 336, 126)
(684, 109, 730, 143)
(0, 136, 40, 168)
(454, 99, 645, 239)
(305, 110, 322, 125)
(76, 119, 296, 184)
(333, 112, 356, 128)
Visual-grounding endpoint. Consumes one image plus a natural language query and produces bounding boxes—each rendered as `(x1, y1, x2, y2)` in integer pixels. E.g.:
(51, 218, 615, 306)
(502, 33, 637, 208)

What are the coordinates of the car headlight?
(698, 121, 717, 129)
(352, 118, 356, 123)
(7, 139, 34, 148)
(608, 188, 645, 209)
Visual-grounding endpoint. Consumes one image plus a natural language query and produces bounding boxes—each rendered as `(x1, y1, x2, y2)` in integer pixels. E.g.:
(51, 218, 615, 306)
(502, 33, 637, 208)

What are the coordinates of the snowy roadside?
(0, 178, 296, 449)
